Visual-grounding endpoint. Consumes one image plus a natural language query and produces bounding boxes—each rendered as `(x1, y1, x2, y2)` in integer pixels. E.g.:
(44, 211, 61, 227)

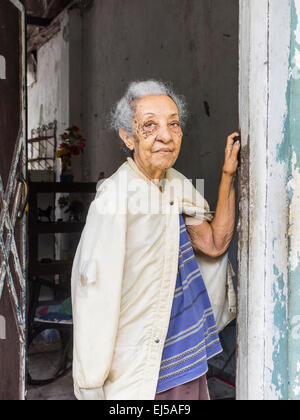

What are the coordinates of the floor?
(27, 370, 76, 400)
(26, 341, 76, 400)
(26, 340, 235, 400)
(27, 371, 234, 401)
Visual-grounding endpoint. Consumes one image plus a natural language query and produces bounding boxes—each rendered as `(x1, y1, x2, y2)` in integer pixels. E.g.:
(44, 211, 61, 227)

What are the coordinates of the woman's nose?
(157, 124, 172, 142)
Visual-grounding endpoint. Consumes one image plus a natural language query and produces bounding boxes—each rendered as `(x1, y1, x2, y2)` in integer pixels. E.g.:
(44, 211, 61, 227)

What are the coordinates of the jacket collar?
(126, 157, 212, 220)
(126, 157, 168, 193)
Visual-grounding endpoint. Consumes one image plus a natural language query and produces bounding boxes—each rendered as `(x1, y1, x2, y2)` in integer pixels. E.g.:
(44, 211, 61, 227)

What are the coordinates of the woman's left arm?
(186, 133, 241, 258)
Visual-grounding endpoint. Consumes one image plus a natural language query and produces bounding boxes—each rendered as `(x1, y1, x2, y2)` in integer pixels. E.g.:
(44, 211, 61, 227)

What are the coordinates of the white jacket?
(71, 157, 236, 400)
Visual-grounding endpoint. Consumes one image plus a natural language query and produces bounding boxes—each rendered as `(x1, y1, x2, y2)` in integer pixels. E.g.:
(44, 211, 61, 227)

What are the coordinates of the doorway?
(1, 0, 240, 400)
(26, 0, 239, 400)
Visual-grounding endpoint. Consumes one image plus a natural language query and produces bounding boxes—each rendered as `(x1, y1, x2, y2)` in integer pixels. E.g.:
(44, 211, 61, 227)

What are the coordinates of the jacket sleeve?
(71, 186, 127, 399)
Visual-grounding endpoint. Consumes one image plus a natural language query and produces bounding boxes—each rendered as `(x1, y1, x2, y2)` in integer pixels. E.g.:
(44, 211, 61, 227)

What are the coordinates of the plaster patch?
(293, 385, 300, 396)
(277, 95, 290, 165)
(291, 52, 300, 79)
(273, 267, 286, 306)
(272, 270, 288, 398)
(294, 0, 300, 44)
(292, 373, 300, 397)
(291, 315, 300, 340)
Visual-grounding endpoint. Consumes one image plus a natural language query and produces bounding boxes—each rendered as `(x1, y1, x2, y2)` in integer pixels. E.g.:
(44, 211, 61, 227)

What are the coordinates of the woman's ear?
(119, 128, 134, 151)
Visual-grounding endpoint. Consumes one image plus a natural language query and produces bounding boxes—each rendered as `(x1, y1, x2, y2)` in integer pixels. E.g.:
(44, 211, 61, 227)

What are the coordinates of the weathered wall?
(27, 10, 70, 149)
(81, 7, 240, 383)
(81, 0, 239, 209)
(27, 0, 239, 216)
(27, 8, 83, 182)
(287, 0, 300, 401)
(81, 8, 239, 378)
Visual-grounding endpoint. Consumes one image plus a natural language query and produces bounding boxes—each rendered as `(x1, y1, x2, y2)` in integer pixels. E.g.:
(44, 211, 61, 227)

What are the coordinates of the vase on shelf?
(60, 154, 74, 183)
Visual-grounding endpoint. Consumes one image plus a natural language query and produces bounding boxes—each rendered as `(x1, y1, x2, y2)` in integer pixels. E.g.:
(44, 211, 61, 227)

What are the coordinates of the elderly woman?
(71, 80, 240, 401)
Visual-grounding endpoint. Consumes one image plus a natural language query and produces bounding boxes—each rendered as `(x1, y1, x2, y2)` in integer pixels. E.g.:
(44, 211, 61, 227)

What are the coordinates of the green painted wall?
(286, 0, 300, 401)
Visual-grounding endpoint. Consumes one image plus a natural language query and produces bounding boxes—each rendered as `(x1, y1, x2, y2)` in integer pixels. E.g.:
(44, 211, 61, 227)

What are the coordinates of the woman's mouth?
(156, 149, 173, 154)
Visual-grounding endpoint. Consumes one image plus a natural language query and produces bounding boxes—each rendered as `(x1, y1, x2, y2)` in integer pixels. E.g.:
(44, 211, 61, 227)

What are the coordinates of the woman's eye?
(144, 123, 156, 129)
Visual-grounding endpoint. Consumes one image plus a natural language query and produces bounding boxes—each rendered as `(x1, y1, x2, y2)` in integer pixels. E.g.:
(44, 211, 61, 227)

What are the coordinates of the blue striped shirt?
(156, 214, 223, 394)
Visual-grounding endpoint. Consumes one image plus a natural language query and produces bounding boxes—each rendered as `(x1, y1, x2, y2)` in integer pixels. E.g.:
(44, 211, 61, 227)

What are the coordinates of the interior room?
(23, 0, 239, 400)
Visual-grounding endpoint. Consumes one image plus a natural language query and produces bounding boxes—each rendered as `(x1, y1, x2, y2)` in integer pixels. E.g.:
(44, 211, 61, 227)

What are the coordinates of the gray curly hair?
(110, 80, 188, 155)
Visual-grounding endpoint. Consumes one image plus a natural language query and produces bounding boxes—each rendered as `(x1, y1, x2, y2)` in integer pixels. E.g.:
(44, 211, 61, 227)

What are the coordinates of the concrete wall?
(81, 8, 239, 381)
(81, 0, 239, 209)
(27, 0, 239, 213)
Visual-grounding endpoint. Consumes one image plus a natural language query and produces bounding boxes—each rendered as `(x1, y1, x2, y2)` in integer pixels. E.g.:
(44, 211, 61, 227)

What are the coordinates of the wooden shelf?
(29, 260, 74, 276)
(28, 137, 54, 143)
(28, 181, 97, 277)
(36, 221, 85, 233)
(29, 182, 97, 194)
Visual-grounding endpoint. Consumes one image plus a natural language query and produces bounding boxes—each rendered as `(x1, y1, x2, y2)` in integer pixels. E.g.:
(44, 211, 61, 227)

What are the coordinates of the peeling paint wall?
(27, 10, 70, 145)
(27, 8, 83, 182)
(265, 0, 291, 400)
(238, 0, 300, 400)
(287, 0, 300, 400)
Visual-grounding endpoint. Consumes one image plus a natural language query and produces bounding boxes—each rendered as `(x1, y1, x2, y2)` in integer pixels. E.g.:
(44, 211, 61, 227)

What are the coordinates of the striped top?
(156, 214, 223, 394)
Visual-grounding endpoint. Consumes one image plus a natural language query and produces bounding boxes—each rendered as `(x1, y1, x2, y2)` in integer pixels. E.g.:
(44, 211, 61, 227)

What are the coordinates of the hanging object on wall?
(56, 125, 86, 183)
(27, 121, 58, 182)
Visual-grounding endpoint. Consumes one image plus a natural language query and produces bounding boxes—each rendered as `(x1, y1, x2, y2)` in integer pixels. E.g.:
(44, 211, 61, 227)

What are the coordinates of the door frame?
(237, 0, 291, 400)
(1, 0, 295, 401)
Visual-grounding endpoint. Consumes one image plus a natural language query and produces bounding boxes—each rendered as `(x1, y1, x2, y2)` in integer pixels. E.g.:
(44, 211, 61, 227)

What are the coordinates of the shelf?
(28, 181, 98, 278)
(29, 182, 97, 194)
(28, 136, 55, 143)
(28, 158, 54, 161)
(36, 221, 85, 233)
(29, 260, 74, 276)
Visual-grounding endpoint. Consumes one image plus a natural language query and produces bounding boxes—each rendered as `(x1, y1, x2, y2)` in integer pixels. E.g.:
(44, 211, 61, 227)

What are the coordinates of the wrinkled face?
(120, 95, 183, 178)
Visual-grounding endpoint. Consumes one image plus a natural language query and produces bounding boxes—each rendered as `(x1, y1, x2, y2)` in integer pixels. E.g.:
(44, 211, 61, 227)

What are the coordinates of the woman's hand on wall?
(222, 132, 241, 177)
